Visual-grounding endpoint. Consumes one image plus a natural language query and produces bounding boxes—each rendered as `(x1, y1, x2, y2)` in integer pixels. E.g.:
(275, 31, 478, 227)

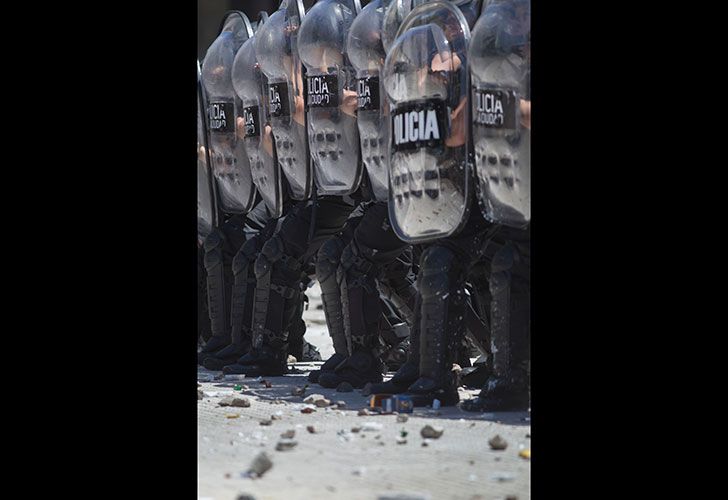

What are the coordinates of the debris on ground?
(300, 407, 315, 414)
(260, 380, 272, 388)
(336, 381, 354, 392)
(198, 374, 214, 382)
(198, 390, 204, 400)
(362, 422, 383, 432)
(420, 425, 444, 439)
(396, 436, 407, 445)
(226, 414, 240, 419)
(232, 398, 250, 408)
(421, 440, 429, 447)
(271, 413, 282, 421)
(397, 415, 409, 423)
(219, 397, 235, 407)
(358, 408, 371, 416)
(280, 429, 295, 439)
(491, 472, 515, 482)
(303, 394, 331, 407)
(519, 449, 531, 460)
(236, 495, 257, 500)
(488, 435, 508, 450)
(351, 426, 361, 433)
(259, 419, 273, 426)
(335, 401, 347, 408)
(234, 384, 243, 391)
(307, 425, 317, 434)
(248, 452, 273, 477)
(276, 439, 298, 451)
(291, 385, 308, 397)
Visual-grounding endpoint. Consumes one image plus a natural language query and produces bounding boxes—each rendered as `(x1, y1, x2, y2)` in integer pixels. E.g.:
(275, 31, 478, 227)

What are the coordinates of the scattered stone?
(237, 495, 256, 500)
(352, 466, 366, 476)
(230, 397, 250, 408)
(198, 390, 204, 400)
(271, 415, 281, 421)
(335, 401, 347, 409)
(275, 439, 298, 451)
(219, 397, 235, 407)
(362, 422, 383, 432)
(336, 381, 354, 392)
(421, 440, 429, 447)
(224, 473, 231, 479)
(291, 385, 308, 397)
(351, 426, 361, 433)
(280, 429, 295, 439)
(358, 408, 370, 416)
(505, 496, 518, 500)
(488, 435, 508, 451)
(519, 449, 531, 460)
(301, 407, 316, 414)
(287, 355, 297, 364)
(396, 414, 409, 423)
(396, 436, 407, 445)
(264, 381, 272, 388)
(306, 425, 317, 434)
(248, 452, 273, 477)
(242, 385, 249, 390)
(420, 425, 444, 439)
(304, 394, 331, 407)
(260, 419, 273, 426)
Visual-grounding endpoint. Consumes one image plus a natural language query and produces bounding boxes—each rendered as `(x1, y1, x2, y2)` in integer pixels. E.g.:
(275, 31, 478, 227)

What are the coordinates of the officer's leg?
(198, 243, 212, 345)
(203, 219, 278, 370)
(462, 226, 530, 411)
(223, 198, 354, 375)
(318, 203, 410, 389)
(197, 215, 247, 365)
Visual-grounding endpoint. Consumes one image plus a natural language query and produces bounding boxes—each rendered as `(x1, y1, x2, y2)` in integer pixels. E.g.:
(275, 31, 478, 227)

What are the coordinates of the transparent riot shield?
(470, 0, 530, 228)
(298, 0, 362, 195)
(232, 29, 284, 218)
(347, 0, 390, 201)
(198, 60, 216, 244)
(201, 12, 257, 215)
(383, 0, 472, 243)
(254, 0, 314, 201)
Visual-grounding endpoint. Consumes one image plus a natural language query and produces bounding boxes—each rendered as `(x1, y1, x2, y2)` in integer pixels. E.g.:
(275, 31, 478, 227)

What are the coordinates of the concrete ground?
(198, 283, 530, 500)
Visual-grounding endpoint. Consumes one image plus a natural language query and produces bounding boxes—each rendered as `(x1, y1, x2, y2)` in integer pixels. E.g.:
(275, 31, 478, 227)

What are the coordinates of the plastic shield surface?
(470, 0, 530, 228)
(232, 35, 284, 218)
(202, 13, 257, 215)
(298, 0, 362, 195)
(383, 1, 471, 243)
(198, 61, 216, 243)
(254, 1, 313, 201)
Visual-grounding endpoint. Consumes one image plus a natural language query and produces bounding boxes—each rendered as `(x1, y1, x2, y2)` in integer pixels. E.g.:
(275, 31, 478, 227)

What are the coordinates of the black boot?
(309, 235, 352, 383)
(223, 235, 301, 376)
(404, 245, 464, 407)
(203, 235, 259, 370)
(363, 294, 421, 396)
(198, 230, 233, 365)
(462, 234, 530, 412)
(318, 240, 385, 389)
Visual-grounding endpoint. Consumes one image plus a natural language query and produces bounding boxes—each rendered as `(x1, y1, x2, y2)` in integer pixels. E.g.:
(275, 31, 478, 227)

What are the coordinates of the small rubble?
(259, 419, 273, 426)
(280, 430, 296, 439)
(276, 439, 298, 451)
(306, 425, 317, 434)
(248, 452, 273, 477)
(291, 385, 308, 397)
(358, 408, 371, 416)
(335, 401, 347, 409)
(219, 397, 250, 408)
(198, 390, 204, 400)
(420, 425, 444, 439)
(301, 407, 316, 414)
(488, 435, 508, 451)
(396, 415, 409, 423)
(303, 394, 331, 407)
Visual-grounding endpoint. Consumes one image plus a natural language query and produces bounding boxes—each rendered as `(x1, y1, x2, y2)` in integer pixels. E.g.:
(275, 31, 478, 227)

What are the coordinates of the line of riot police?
(197, 0, 530, 412)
